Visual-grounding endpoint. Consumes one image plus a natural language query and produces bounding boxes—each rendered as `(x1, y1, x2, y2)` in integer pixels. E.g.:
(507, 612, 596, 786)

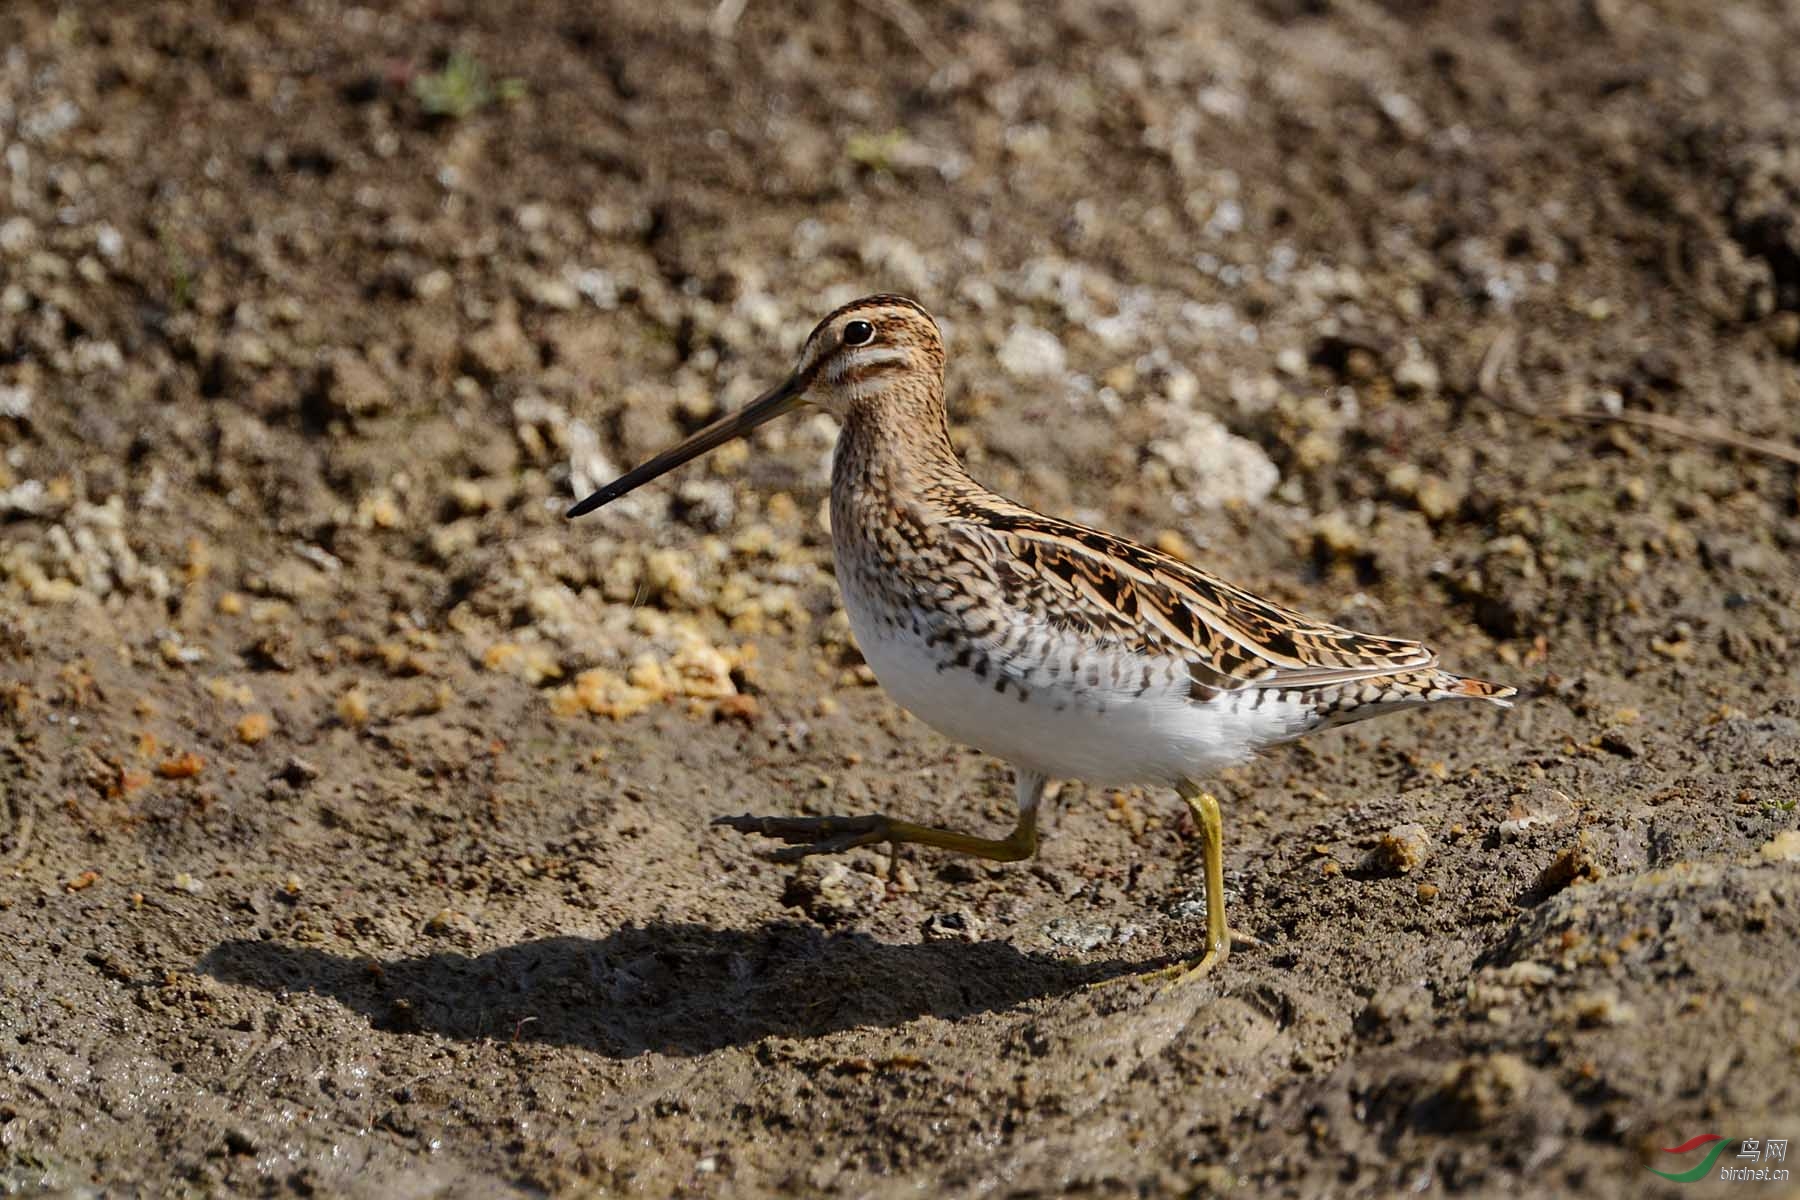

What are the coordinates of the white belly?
(842, 591, 1313, 786)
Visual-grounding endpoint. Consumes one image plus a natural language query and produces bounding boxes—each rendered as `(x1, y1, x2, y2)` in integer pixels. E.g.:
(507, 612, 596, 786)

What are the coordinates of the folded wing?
(945, 508, 1436, 697)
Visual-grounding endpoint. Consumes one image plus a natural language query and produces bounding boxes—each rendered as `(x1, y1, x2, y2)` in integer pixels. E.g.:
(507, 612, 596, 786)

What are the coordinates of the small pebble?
(921, 910, 986, 942)
(1363, 823, 1432, 876)
(234, 713, 273, 744)
(337, 687, 371, 727)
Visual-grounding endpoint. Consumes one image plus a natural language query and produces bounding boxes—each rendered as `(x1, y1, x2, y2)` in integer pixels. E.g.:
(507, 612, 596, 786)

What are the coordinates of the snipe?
(568, 295, 1513, 984)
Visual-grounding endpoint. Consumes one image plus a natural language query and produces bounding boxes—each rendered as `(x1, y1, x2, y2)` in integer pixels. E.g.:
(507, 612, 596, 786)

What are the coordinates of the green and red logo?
(1649, 1134, 1791, 1183)
(1651, 1135, 1737, 1183)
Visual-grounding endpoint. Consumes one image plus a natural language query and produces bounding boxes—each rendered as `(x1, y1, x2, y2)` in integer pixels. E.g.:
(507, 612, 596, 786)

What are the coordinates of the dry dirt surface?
(4, 0, 1800, 1196)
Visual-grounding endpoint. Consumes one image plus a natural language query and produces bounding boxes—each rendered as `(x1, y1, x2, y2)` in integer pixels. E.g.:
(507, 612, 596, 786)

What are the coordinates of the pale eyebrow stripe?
(827, 346, 911, 380)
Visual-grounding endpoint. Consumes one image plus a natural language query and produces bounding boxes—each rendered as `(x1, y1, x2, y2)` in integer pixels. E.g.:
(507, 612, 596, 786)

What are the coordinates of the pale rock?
(997, 322, 1066, 379)
(1148, 412, 1280, 508)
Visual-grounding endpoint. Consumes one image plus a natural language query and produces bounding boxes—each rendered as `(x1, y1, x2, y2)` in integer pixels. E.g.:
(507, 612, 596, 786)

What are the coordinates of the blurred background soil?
(2, 0, 1798, 1195)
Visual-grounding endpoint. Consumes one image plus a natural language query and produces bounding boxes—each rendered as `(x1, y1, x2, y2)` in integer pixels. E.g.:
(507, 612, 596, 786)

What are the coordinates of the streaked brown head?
(791, 294, 944, 420)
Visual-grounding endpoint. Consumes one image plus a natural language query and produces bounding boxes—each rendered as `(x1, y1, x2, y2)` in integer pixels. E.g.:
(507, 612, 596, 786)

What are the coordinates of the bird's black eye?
(842, 320, 875, 346)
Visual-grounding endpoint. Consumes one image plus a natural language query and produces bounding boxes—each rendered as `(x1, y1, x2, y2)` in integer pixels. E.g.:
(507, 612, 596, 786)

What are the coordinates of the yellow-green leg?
(1166, 779, 1230, 985)
(716, 771, 1046, 864)
(1092, 779, 1249, 991)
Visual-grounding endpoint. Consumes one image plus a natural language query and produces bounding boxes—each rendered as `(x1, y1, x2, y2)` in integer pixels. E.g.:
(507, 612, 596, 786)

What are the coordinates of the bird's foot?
(1086, 929, 1262, 993)
(712, 812, 892, 862)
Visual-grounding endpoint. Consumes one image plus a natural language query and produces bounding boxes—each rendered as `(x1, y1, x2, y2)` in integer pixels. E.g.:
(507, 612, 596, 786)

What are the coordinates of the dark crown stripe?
(808, 294, 936, 341)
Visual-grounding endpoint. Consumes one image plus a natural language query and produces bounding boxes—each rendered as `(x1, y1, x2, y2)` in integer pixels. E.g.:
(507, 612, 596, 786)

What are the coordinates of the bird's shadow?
(198, 921, 1127, 1058)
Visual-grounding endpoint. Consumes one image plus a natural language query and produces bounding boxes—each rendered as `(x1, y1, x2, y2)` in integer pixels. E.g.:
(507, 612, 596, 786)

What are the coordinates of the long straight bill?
(566, 376, 805, 518)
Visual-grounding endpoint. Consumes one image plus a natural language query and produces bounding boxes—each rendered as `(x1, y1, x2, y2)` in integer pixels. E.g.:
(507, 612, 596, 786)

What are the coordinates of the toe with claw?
(712, 812, 893, 861)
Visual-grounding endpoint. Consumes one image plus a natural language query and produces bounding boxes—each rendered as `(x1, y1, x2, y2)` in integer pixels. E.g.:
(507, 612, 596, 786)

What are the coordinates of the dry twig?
(1478, 329, 1800, 468)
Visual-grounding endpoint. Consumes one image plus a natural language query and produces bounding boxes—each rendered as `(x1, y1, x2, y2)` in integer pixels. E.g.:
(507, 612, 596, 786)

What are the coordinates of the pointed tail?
(1429, 671, 1517, 708)
(1303, 666, 1518, 735)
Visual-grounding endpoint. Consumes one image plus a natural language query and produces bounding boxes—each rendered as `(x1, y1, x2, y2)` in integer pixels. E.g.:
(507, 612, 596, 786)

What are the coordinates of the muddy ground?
(3, 0, 1800, 1195)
